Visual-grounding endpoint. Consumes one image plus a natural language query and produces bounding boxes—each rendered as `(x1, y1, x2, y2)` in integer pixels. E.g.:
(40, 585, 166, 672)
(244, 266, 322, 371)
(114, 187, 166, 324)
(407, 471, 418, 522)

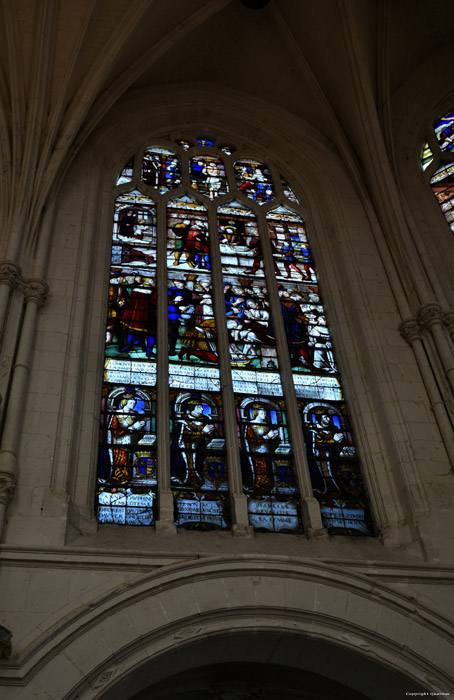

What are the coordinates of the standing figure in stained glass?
(171, 218, 192, 266)
(118, 208, 137, 238)
(179, 285, 217, 363)
(172, 401, 216, 486)
(245, 404, 280, 491)
(239, 298, 272, 360)
(201, 160, 222, 199)
(168, 278, 193, 356)
(306, 412, 350, 494)
(109, 393, 147, 483)
(119, 276, 157, 357)
(309, 315, 336, 373)
(184, 220, 210, 269)
(281, 239, 307, 279)
(278, 288, 316, 370)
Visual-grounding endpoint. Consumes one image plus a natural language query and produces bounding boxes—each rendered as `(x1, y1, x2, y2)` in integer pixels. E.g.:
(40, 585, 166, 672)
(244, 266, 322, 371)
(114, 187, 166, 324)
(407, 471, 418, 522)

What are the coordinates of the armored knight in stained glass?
(300, 401, 372, 535)
(170, 391, 229, 529)
(141, 147, 181, 192)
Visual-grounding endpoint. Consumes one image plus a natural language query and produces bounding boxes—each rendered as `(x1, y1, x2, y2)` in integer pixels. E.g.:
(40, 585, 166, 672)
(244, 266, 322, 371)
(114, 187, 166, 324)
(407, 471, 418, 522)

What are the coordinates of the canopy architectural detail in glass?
(96, 136, 373, 535)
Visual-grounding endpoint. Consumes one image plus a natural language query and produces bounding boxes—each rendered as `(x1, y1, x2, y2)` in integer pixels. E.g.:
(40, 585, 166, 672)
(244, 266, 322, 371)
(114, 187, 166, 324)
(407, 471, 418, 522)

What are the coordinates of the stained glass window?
(422, 111, 454, 235)
(96, 138, 372, 535)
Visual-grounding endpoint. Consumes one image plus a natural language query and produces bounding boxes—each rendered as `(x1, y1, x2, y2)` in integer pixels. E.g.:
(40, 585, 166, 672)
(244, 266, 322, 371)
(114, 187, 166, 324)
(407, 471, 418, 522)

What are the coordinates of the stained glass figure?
(141, 147, 181, 192)
(167, 196, 220, 407)
(190, 156, 228, 199)
(97, 386, 157, 525)
(280, 175, 299, 203)
(107, 191, 157, 361)
(116, 157, 134, 185)
(434, 111, 454, 153)
(421, 142, 433, 171)
(233, 159, 275, 203)
(430, 164, 454, 234)
(175, 139, 194, 151)
(170, 390, 229, 529)
(236, 397, 301, 533)
(218, 200, 264, 277)
(300, 401, 372, 535)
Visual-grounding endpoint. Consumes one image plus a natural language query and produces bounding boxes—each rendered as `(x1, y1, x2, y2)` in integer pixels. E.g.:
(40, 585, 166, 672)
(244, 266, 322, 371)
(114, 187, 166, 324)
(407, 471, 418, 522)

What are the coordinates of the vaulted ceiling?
(0, 0, 452, 259)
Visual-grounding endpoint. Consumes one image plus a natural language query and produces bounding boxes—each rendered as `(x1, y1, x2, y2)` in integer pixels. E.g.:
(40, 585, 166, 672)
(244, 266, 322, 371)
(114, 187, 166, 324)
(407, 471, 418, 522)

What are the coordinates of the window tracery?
(96, 135, 373, 536)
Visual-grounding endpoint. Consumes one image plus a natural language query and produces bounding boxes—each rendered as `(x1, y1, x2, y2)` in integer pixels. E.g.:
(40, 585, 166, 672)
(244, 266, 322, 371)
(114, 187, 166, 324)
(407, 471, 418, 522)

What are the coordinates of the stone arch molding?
(2, 557, 452, 698)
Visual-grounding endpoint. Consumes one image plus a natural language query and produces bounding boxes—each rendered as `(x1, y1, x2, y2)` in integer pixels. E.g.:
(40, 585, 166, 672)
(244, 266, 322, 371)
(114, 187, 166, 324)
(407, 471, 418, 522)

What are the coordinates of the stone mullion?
(155, 198, 176, 533)
(207, 205, 252, 535)
(400, 319, 454, 469)
(0, 278, 48, 541)
(256, 207, 327, 538)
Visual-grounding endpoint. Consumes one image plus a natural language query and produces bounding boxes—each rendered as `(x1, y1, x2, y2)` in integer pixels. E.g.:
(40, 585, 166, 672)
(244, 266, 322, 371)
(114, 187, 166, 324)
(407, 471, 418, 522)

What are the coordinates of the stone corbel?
(399, 318, 423, 344)
(0, 472, 16, 507)
(443, 311, 454, 337)
(0, 261, 22, 289)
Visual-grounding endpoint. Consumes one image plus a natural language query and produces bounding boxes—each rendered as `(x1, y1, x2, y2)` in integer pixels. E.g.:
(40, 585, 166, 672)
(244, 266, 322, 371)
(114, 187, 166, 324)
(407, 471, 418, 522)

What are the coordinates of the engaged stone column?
(0, 278, 48, 541)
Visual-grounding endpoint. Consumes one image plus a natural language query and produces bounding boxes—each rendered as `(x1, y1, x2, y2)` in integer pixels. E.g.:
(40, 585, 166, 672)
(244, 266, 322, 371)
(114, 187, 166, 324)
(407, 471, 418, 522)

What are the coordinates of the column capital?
(399, 318, 423, 344)
(443, 311, 454, 333)
(23, 277, 49, 307)
(0, 260, 22, 288)
(417, 303, 443, 328)
(0, 473, 16, 506)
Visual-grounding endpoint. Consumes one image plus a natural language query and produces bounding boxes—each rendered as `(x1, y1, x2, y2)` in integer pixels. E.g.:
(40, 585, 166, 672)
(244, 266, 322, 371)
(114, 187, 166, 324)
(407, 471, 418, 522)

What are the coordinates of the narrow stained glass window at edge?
(96, 136, 373, 535)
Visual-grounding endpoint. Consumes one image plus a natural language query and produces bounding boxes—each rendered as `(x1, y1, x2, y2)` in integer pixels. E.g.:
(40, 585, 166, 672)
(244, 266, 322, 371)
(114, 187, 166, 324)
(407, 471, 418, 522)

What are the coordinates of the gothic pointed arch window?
(96, 135, 373, 536)
(421, 110, 454, 234)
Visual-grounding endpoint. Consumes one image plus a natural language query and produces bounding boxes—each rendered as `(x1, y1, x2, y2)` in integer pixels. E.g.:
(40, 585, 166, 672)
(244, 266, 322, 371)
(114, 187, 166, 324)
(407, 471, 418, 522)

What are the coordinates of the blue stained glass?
(234, 159, 275, 203)
(197, 136, 215, 147)
(434, 111, 454, 153)
(142, 147, 182, 192)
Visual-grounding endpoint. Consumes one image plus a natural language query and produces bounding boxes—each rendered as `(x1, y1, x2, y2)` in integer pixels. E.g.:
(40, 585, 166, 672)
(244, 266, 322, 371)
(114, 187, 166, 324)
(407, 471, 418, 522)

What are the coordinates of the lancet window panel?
(422, 110, 454, 234)
(95, 136, 373, 535)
